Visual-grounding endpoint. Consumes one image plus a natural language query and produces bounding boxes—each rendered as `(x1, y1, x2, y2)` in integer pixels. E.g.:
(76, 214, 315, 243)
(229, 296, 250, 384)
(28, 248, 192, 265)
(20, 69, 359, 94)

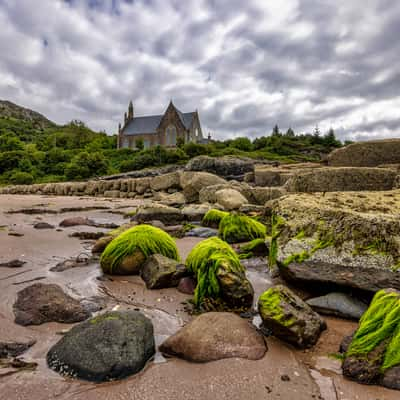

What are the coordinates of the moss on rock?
(219, 213, 266, 244)
(202, 209, 229, 228)
(100, 225, 179, 275)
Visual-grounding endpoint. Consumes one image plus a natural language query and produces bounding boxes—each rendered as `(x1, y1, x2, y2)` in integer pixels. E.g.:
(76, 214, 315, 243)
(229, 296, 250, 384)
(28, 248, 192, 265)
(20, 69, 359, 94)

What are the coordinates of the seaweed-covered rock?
(258, 285, 326, 348)
(219, 213, 266, 244)
(237, 238, 269, 258)
(140, 254, 187, 289)
(202, 209, 229, 229)
(342, 289, 400, 389)
(47, 311, 155, 382)
(159, 312, 266, 362)
(186, 237, 254, 309)
(215, 188, 247, 210)
(306, 292, 367, 320)
(14, 283, 90, 326)
(100, 225, 179, 275)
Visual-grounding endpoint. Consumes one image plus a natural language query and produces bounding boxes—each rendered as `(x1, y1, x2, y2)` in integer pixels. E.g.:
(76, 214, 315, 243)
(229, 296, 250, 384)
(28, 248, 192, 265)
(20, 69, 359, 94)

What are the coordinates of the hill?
(0, 100, 343, 185)
(0, 100, 55, 129)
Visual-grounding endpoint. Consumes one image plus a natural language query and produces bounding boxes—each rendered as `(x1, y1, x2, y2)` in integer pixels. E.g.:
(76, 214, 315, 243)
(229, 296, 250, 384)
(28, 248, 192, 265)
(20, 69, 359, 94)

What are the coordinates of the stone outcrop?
(327, 139, 400, 167)
(180, 171, 227, 202)
(47, 311, 155, 382)
(284, 167, 397, 192)
(215, 188, 248, 210)
(186, 156, 255, 180)
(258, 285, 326, 348)
(132, 204, 184, 225)
(159, 312, 266, 362)
(271, 191, 400, 293)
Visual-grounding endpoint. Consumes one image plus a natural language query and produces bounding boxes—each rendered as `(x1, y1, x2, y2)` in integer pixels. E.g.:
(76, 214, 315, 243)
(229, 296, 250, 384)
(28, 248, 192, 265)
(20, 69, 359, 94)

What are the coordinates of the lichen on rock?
(100, 224, 179, 275)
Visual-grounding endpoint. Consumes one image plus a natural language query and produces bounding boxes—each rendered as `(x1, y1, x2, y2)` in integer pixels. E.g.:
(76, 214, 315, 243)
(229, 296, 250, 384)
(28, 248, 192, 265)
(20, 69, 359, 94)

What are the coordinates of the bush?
(65, 151, 109, 180)
(9, 171, 34, 185)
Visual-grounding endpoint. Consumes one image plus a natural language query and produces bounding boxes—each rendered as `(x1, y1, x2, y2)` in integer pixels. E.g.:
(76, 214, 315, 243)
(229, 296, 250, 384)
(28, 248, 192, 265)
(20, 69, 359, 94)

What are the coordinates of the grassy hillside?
(0, 101, 343, 185)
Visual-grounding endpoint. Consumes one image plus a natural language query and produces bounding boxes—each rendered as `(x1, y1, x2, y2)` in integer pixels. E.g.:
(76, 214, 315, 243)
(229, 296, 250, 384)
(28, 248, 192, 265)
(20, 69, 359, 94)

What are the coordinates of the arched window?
(166, 125, 177, 146)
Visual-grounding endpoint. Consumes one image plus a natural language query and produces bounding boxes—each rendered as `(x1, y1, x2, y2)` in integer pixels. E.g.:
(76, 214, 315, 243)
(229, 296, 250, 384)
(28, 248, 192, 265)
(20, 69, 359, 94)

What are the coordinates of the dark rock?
(59, 217, 94, 227)
(8, 231, 24, 237)
(140, 254, 187, 289)
(258, 285, 326, 348)
(69, 231, 105, 240)
(339, 333, 354, 353)
(185, 227, 218, 238)
(33, 222, 55, 229)
(281, 374, 290, 382)
(306, 292, 368, 320)
(280, 261, 400, 293)
(50, 256, 93, 272)
(159, 312, 266, 362)
(177, 277, 196, 295)
(0, 259, 26, 268)
(0, 340, 36, 358)
(47, 311, 155, 382)
(13, 283, 90, 326)
(382, 365, 400, 390)
(92, 236, 114, 254)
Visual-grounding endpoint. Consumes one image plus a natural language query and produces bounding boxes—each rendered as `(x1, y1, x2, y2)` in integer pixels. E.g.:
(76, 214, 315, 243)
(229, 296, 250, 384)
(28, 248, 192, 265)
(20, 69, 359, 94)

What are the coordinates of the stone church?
(117, 101, 204, 149)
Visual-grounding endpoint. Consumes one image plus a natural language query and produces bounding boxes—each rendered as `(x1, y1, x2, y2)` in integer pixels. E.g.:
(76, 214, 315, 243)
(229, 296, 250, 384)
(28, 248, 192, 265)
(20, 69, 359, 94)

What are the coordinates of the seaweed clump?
(346, 289, 400, 372)
(219, 214, 266, 244)
(100, 225, 179, 275)
(202, 209, 229, 228)
(186, 237, 251, 308)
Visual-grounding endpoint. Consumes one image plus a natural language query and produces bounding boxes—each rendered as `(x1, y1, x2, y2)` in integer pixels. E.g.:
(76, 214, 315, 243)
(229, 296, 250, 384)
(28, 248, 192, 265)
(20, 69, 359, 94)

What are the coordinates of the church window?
(166, 125, 177, 146)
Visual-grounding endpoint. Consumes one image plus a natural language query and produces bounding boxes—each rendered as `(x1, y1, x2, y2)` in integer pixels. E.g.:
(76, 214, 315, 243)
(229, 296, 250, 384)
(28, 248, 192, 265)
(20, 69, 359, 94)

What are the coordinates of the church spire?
(128, 100, 134, 120)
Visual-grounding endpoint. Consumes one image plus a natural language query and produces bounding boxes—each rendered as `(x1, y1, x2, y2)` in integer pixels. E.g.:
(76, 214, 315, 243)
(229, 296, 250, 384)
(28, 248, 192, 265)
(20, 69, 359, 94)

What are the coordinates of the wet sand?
(0, 195, 398, 400)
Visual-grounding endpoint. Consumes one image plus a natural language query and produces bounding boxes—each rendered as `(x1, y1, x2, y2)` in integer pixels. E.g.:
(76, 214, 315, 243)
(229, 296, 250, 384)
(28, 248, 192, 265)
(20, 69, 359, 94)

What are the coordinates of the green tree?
(65, 151, 109, 180)
(135, 138, 144, 151)
(272, 125, 281, 137)
(230, 137, 253, 151)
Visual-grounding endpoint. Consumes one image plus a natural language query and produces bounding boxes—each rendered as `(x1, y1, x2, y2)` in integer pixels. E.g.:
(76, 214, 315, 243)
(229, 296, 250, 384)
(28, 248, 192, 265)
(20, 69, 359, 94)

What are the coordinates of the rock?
(258, 285, 326, 348)
(159, 192, 186, 207)
(103, 190, 120, 198)
(50, 256, 93, 272)
(150, 171, 181, 191)
(92, 235, 114, 254)
(8, 231, 24, 237)
(181, 204, 211, 221)
(199, 181, 255, 204)
(13, 283, 90, 326)
(327, 139, 400, 167)
(185, 227, 218, 238)
(341, 289, 400, 389)
(133, 204, 184, 225)
(251, 187, 287, 205)
(215, 188, 248, 210)
(47, 311, 155, 382)
(69, 231, 105, 240)
(33, 222, 55, 229)
(180, 171, 227, 202)
(284, 167, 396, 192)
(240, 257, 268, 270)
(159, 312, 266, 362)
(306, 292, 368, 320)
(186, 156, 255, 180)
(140, 254, 187, 289)
(271, 191, 400, 292)
(177, 277, 196, 294)
(0, 259, 26, 268)
(59, 217, 94, 227)
(237, 239, 269, 258)
(0, 340, 36, 358)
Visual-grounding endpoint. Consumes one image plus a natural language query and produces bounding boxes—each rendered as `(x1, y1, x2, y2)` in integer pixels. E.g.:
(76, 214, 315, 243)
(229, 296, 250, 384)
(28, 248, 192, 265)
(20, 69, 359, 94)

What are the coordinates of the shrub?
(9, 171, 34, 185)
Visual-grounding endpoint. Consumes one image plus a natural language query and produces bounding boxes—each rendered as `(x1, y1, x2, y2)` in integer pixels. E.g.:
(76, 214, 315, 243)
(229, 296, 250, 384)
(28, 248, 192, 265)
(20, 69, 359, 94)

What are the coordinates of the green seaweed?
(238, 238, 269, 259)
(186, 237, 244, 307)
(346, 289, 400, 372)
(202, 209, 229, 227)
(282, 250, 310, 267)
(258, 287, 294, 327)
(100, 224, 179, 274)
(268, 214, 286, 269)
(219, 213, 266, 244)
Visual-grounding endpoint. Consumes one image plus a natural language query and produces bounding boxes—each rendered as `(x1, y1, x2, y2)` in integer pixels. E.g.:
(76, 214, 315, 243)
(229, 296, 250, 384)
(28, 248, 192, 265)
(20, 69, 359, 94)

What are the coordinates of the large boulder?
(140, 254, 187, 289)
(13, 283, 90, 326)
(181, 203, 211, 221)
(159, 312, 266, 362)
(258, 285, 326, 348)
(341, 289, 400, 390)
(251, 187, 287, 205)
(284, 167, 397, 192)
(180, 171, 227, 202)
(186, 156, 255, 180)
(133, 204, 184, 225)
(150, 171, 181, 191)
(270, 191, 400, 293)
(186, 237, 254, 309)
(215, 188, 248, 210)
(100, 225, 179, 275)
(47, 311, 155, 382)
(199, 181, 255, 204)
(327, 139, 400, 167)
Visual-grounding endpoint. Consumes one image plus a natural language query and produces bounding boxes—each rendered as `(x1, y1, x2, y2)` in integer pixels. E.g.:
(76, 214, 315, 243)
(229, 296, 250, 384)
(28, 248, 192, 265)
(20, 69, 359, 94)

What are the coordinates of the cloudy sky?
(0, 0, 399, 141)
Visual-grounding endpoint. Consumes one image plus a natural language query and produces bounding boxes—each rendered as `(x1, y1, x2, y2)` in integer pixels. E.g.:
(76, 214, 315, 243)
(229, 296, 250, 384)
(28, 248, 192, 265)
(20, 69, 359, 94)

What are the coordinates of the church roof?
(123, 108, 196, 136)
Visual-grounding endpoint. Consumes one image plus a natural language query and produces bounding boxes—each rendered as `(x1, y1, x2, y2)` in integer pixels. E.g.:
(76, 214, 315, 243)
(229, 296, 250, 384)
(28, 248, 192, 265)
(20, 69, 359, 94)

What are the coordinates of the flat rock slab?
(47, 311, 155, 382)
(306, 292, 368, 320)
(0, 259, 26, 268)
(13, 283, 90, 326)
(185, 227, 218, 238)
(33, 222, 55, 229)
(159, 312, 267, 362)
